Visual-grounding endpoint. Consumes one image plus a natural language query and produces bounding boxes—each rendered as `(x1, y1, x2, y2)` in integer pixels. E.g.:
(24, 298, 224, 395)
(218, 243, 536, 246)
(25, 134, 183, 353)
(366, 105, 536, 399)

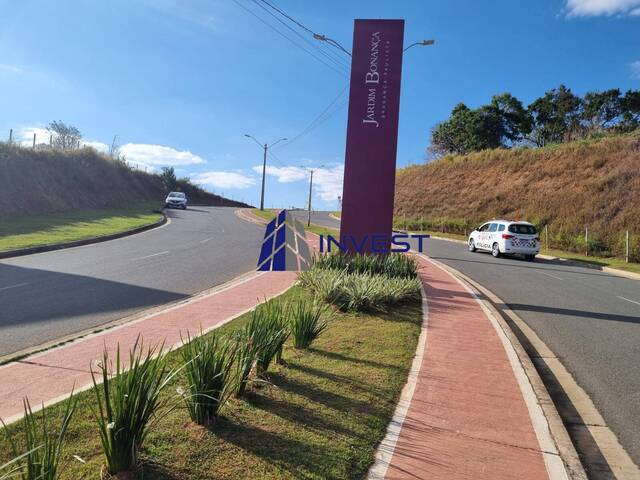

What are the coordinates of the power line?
(276, 85, 349, 150)
(257, 0, 351, 57)
(231, 0, 346, 77)
(250, 0, 349, 73)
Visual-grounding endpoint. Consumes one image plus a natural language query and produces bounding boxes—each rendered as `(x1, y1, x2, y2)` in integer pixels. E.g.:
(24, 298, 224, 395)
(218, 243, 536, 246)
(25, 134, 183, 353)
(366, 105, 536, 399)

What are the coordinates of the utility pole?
(626, 230, 629, 263)
(9, 129, 13, 143)
(244, 134, 287, 211)
(307, 169, 314, 227)
(302, 164, 324, 227)
(32, 133, 36, 148)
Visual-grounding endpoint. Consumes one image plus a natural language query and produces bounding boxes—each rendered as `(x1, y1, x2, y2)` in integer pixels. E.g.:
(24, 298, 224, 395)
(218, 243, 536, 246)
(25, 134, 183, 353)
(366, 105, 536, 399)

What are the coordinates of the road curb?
(0, 210, 168, 260)
(422, 254, 588, 480)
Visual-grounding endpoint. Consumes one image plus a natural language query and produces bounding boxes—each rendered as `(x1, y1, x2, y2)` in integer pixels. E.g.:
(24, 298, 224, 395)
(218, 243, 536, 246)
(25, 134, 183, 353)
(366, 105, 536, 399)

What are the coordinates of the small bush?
(180, 331, 236, 426)
(289, 300, 328, 349)
(299, 268, 422, 312)
(314, 252, 418, 279)
(91, 339, 178, 476)
(1, 394, 77, 480)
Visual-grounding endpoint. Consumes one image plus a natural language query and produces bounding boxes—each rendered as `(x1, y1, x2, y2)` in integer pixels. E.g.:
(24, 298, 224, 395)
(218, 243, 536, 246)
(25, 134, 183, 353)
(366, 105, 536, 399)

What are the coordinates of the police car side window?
(488, 223, 498, 233)
(498, 224, 505, 232)
(479, 224, 489, 232)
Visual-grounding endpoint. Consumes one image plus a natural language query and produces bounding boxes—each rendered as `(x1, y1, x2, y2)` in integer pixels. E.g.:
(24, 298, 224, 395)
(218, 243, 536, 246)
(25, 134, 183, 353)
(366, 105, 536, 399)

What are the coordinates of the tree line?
(430, 86, 640, 156)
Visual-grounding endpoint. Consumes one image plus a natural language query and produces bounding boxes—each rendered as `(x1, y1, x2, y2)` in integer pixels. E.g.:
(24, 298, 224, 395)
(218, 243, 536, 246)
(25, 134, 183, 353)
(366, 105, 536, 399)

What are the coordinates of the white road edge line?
(0, 282, 29, 292)
(134, 251, 169, 261)
(539, 271, 564, 280)
(367, 286, 429, 480)
(617, 296, 640, 307)
(200, 237, 214, 244)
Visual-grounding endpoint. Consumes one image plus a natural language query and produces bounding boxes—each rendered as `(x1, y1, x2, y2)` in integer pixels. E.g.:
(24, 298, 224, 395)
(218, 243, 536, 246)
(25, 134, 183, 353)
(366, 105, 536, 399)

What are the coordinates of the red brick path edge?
(0, 270, 297, 424)
(368, 255, 570, 480)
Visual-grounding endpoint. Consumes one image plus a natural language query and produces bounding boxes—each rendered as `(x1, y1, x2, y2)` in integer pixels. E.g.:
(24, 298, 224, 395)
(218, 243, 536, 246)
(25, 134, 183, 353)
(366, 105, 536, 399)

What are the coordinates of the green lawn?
(0, 286, 421, 479)
(251, 208, 339, 238)
(0, 203, 163, 252)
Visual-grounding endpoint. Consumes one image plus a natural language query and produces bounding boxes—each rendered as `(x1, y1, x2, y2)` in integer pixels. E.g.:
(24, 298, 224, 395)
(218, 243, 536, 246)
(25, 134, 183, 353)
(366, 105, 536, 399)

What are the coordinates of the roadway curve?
(0, 207, 263, 357)
(304, 210, 640, 467)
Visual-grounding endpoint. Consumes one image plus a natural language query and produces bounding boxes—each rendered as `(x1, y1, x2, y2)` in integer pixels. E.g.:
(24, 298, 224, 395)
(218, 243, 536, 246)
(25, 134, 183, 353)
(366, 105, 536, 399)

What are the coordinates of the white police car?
(468, 220, 540, 261)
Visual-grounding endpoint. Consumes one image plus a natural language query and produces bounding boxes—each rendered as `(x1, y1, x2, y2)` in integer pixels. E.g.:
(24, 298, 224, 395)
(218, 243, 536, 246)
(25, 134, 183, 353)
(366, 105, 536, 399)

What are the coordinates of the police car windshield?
(508, 224, 537, 235)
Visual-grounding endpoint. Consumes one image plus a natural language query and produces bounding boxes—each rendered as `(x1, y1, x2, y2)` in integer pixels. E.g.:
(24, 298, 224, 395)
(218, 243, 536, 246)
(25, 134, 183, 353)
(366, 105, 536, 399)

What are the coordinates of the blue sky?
(1, 0, 639, 209)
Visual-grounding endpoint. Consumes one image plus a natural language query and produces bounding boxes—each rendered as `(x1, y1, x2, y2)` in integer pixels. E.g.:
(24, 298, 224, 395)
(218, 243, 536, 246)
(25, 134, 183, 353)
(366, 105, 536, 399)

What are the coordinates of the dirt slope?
(394, 132, 640, 256)
(0, 144, 250, 216)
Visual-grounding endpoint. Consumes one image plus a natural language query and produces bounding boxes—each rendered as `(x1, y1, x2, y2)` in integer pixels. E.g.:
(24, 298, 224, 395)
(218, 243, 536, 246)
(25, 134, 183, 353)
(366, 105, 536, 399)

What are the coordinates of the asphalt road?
(0, 207, 263, 357)
(289, 210, 340, 229)
(306, 211, 640, 466)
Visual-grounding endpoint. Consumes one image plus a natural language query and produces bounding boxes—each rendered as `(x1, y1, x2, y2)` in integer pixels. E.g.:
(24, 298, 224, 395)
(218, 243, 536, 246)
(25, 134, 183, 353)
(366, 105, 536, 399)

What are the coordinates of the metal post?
(585, 227, 589, 256)
(545, 225, 549, 251)
(307, 169, 314, 227)
(626, 230, 629, 263)
(32, 133, 36, 148)
(260, 143, 267, 211)
(9, 129, 13, 143)
(49, 135, 52, 147)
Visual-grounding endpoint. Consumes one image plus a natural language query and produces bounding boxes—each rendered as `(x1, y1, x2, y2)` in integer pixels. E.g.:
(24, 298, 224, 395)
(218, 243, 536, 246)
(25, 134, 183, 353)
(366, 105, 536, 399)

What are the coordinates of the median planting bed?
(0, 255, 423, 480)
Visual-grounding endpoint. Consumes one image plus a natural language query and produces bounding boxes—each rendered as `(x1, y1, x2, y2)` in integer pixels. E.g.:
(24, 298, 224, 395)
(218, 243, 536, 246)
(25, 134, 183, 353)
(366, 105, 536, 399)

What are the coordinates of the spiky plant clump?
(253, 299, 289, 377)
(313, 252, 418, 279)
(289, 300, 328, 349)
(91, 338, 178, 476)
(1, 393, 77, 480)
(180, 331, 236, 426)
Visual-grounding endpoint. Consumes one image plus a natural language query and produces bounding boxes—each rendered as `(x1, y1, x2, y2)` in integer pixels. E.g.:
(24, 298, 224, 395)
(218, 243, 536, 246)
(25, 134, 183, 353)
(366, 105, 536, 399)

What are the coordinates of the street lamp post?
(244, 134, 287, 211)
(301, 165, 325, 227)
(403, 39, 435, 52)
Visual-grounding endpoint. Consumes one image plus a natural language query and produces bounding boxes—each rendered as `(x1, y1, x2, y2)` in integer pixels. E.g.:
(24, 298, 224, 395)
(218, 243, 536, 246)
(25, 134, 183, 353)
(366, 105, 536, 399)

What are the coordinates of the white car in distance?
(165, 191, 187, 209)
(468, 220, 540, 261)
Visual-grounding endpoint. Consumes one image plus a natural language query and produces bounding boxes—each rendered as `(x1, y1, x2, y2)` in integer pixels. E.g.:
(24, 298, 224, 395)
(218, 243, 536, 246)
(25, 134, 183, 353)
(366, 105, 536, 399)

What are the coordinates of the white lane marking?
(0, 282, 29, 292)
(539, 271, 563, 280)
(200, 237, 213, 244)
(618, 296, 640, 307)
(134, 251, 169, 261)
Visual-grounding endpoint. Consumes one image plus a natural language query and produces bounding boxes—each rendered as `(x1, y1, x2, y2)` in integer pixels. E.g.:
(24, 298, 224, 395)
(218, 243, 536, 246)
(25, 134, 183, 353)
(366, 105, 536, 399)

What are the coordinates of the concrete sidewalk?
(370, 255, 567, 480)
(0, 270, 297, 424)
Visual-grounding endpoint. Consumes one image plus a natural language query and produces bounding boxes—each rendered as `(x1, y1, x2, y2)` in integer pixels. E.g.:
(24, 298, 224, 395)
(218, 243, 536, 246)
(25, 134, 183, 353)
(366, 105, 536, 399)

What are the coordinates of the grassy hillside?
(0, 143, 249, 217)
(394, 132, 640, 259)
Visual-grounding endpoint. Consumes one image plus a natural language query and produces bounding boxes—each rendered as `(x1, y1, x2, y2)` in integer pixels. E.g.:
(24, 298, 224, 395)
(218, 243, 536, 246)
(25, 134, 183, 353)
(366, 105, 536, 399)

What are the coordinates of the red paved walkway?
(376, 256, 550, 480)
(0, 271, 296, 423)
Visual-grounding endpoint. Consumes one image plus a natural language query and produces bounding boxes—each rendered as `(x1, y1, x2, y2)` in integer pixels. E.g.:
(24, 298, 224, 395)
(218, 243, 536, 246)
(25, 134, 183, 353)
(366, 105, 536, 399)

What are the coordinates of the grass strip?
(0, 202, 163, 252)
(0, 286, 422, 480)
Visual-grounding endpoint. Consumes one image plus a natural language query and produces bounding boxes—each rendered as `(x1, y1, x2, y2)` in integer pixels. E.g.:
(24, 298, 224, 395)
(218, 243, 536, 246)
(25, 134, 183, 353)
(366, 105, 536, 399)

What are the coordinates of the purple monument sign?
(340, 19, 405, 254)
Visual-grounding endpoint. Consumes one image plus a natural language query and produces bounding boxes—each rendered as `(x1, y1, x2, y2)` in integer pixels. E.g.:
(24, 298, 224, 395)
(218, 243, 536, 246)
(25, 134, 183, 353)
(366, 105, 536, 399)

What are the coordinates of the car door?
(487, 223, 499, 248)
(476, 223, 491, 249)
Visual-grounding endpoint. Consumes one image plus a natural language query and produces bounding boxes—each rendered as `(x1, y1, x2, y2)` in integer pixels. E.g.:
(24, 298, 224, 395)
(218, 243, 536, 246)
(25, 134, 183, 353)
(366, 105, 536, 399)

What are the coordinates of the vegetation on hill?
(430, 85, 639, 156)
(395, 132, 640, 260)
(0, 143, 249, 217)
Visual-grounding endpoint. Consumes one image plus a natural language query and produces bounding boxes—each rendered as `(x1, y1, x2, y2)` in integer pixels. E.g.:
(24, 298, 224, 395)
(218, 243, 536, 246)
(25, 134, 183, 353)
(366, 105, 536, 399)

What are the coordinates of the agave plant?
(91, 338, 179, 476)
(180, 331, 236, 426)
(1, 392, 77, 480)
(289, 299, 328, 349)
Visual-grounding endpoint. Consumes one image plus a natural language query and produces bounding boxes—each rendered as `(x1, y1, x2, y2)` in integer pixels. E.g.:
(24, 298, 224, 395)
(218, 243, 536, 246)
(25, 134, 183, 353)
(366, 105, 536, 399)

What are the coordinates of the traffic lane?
(413, 237, 640, 464)
(290, 210, 340, 230)
(0, 207, 263, 356)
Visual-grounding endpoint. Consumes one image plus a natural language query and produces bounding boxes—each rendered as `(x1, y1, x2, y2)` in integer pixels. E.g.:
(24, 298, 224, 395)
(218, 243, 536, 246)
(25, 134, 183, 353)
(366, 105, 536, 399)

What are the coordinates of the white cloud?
(119, 143, 205, 168)
(565, 0, 640, 16)
(194, 171, 256, 189)
(253, 165, 309, 183)
(0, 64, 23, 75)
(312, 165, 344, 203)
(18, 127, 50, 146)
(631, 60, 640, 79)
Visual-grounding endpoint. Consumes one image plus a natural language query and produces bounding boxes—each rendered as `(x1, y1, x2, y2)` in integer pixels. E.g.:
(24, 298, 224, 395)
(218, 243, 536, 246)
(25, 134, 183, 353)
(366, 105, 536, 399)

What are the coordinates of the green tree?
(160, 166, 177, 192)
(527, 85, 583, 146)
(47, 120, 82, 150)
(582, 89, 622, 132)
(619, 90, 640, 132)
(489, 93, 533, 145)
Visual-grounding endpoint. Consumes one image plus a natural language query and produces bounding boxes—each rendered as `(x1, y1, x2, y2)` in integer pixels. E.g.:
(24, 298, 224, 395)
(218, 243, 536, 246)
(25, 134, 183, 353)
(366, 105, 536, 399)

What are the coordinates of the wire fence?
(395, 216, 639, 264)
